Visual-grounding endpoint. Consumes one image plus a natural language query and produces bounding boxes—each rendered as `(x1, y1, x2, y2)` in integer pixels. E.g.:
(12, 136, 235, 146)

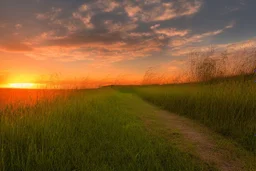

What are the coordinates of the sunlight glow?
(8, 83, 37, 89)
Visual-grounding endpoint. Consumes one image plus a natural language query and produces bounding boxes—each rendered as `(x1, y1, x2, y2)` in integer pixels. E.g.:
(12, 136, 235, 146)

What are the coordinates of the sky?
(0, 0, 256, 87)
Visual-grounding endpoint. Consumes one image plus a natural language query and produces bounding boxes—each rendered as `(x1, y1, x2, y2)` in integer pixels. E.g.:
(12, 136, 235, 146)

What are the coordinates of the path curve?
(144, 108, 246, 171)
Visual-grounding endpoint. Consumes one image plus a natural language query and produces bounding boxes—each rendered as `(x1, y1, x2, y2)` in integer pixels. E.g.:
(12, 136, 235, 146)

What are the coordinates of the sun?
(8, 83, 37, 89)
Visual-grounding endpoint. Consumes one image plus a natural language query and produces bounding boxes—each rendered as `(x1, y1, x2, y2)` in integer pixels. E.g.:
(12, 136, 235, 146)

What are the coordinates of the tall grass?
(140, 47, 256, 85)
(133, 46, 256, 153)
(132, 78, 256, 153)
(187, 47, 256, 82)
(0, 89, 207, 171)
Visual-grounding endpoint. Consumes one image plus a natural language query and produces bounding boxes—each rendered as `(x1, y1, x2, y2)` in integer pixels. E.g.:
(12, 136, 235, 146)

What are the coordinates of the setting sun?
(8, 83, 36, 89)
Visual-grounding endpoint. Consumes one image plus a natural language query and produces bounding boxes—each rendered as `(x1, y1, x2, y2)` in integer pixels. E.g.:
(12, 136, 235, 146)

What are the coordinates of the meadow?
(0, 88, 212, 171)
(0, 75, 255, 170)
(121, 76, 256, 153)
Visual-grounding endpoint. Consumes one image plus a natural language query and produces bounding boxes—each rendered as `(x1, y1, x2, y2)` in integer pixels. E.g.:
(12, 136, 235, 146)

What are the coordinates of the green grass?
(123, 79, 256, 153)
(0, 88, 208, 171)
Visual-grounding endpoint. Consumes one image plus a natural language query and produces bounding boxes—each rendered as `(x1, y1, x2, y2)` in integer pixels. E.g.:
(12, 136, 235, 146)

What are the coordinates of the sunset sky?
(0, 0, 256, 87)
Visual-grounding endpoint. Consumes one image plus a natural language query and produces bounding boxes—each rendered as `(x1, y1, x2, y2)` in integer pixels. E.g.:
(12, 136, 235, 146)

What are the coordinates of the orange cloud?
(150, 24, 160, 30)
(169, 23, 235, 48)
(124, 0, 203, 22)
(24, 30, 164, 63)
(72, 1, 121, 30)
(104, 20, 138, 32)
(0, 42, 33, 52)
(78, 0, 120, 14)
(154, 28, 189, 37)
(124, 5, 141, 17)
(22, 0, 203, 64)
(79, 4, 89, 12)
(100, 0, 120, 12)
(170, 37, 256, 57)
(36, 7, 62, 21)
(15, 24, 22, 30)
(129, 32, 152, 37)
(72, 12, 94, 29)
(171, 29, 224, 46)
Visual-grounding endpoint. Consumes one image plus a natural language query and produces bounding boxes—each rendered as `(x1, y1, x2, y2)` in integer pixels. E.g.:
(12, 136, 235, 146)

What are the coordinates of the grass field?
(0, 88, 212, 171)
(1, 76, 255, 170)
(120, 77, 256, 153)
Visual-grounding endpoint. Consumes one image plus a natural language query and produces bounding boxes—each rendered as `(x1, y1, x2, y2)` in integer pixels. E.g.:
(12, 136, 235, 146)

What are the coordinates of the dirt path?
(119, 92, 255, 171)
(142, 107, 248, 171)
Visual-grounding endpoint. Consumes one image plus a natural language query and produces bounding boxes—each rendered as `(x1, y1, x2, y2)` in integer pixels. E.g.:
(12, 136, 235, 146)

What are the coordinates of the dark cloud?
(44, 29, 125, 46)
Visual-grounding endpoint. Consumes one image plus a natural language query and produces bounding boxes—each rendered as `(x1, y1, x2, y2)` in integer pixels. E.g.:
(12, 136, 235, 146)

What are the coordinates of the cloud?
(15, 24, 22, 29)
(178, 0, 203, 16)
(15, 0, 203, 63)
(25, 40, 162, 63)
(170, 37, 256, 57)
(25, 46, 93, 61)
(104, 20, 138, 32)
(43, 30, 125, 47)
(169, 23, 235, 47)
(166, 22, 237, 56)
(36, 13, 49, 20)
(170, 45, 211, 56)
(150, 24, 160, 30)
(124, 5, 141, 17)
(4, 0, 243, 65)
(124, 0, 203, 22)
(24, 28, 165, 63)
(31, 0, 203, 50)
(170, 30, 223, 47)
(72, 12, 94, 29)
(226, 7, 240, 13)
(29, 31, 68, 45)
(98, 0, 120, 12)
(154, 28, 189, 37)
(225, 21, 236, 29)
(79, 4, 89, 12)
(71, 0, 121, 30)
(78, 0, 120, 14)
(225, 38, 256, 51)
(143, 0, 162, 5)
(222, 0, 247, 15)
(0, 42, 33, 52)
(36, 7, 62, 21)
(129, 32, 152, 37)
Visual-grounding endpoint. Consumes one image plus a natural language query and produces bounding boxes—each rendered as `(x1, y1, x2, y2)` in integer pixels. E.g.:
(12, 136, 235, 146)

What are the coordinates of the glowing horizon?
(6, 83, 44, 89)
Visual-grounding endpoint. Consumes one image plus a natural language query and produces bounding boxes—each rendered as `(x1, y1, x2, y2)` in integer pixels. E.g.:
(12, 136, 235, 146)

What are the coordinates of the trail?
(141, 104, 249, 171)
(118, 91, 254, 171)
